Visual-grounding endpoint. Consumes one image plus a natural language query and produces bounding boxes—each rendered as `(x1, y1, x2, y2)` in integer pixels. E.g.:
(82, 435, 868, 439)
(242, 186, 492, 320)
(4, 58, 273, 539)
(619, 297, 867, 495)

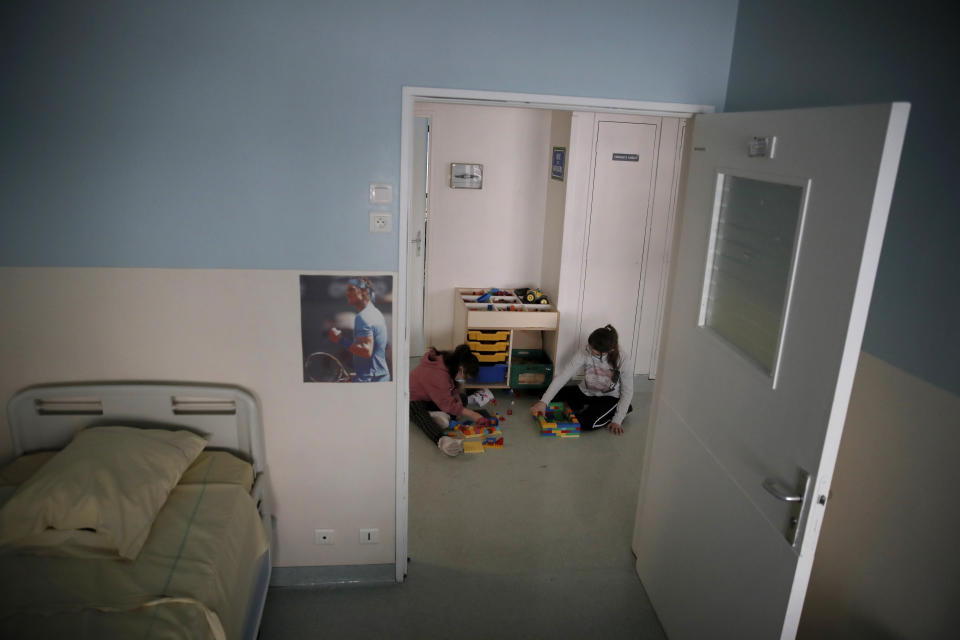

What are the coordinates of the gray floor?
(259, 378, 666, 639)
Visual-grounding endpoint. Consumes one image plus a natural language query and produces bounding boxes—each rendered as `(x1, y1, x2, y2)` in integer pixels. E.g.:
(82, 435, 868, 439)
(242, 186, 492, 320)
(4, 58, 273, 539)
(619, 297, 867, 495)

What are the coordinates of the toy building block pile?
(535, 402, 580, 437)
(445, 416, 504, 452)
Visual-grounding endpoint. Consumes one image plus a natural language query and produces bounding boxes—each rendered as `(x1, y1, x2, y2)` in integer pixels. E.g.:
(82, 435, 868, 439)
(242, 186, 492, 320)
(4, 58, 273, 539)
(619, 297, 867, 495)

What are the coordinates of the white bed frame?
(5, 381, 273, 640)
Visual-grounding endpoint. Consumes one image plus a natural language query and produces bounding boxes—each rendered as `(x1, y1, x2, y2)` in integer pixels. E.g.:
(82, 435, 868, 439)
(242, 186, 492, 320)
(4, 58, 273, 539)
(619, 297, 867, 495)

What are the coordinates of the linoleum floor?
(259, 377, 666, 640)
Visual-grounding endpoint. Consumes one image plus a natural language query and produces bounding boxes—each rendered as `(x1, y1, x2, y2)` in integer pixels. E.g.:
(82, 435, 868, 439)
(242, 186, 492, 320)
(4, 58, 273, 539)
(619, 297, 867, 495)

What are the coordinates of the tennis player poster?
(299, 274, 393, 383)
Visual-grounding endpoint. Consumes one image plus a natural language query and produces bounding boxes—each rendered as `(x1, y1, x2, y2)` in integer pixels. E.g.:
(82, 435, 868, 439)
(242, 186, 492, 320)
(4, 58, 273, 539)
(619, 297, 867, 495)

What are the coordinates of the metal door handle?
(762, 478, 803, 502)
(762, 470, 811, 548)
(410, 230, 422, 256)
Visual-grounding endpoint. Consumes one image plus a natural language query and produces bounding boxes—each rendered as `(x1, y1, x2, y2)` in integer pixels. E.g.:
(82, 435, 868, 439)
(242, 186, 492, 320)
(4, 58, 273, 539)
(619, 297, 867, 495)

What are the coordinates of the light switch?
(369, 183, 392, 204)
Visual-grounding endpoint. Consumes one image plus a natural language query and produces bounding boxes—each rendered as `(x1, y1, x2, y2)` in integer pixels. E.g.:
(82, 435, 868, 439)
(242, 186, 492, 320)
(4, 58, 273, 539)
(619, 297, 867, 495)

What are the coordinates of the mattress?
(0, 451, 269, 640)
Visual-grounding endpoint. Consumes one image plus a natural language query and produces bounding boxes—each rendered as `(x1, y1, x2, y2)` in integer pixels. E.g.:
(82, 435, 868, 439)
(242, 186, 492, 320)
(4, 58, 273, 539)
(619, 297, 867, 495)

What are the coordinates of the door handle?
(410, 230, 422, 256)
(761, 469, 811, 548)
(762, 479, 803, 502)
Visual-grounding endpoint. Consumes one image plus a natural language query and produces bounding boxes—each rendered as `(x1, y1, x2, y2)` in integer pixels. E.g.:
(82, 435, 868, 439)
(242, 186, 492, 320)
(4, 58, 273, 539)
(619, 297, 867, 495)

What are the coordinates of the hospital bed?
(0, 382, 273, 640)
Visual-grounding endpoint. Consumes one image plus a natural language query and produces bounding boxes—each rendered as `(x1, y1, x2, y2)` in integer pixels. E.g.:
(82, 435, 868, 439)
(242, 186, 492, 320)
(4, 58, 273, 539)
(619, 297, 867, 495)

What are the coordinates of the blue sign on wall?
(551, 146, 566, 181)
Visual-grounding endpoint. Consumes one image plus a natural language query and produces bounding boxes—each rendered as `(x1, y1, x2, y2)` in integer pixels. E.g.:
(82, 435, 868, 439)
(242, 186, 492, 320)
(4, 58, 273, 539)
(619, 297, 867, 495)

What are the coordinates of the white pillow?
(0, 426, 206, 559)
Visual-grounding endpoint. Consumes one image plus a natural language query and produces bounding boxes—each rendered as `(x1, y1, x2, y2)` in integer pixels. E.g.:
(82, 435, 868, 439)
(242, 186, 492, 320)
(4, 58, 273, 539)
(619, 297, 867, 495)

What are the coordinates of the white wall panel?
(422, 103, 552, 349)
(799, 352, 960, 638)
(540, 110, 572, 360)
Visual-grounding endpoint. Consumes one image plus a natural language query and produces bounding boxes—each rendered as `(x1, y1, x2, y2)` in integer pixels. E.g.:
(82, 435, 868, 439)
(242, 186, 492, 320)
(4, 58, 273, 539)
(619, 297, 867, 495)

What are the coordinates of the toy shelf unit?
(454, 288, 558, 389)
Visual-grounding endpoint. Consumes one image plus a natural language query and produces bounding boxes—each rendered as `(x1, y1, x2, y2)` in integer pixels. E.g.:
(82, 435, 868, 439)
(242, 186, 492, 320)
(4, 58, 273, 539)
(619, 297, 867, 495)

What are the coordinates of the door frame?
(395, 86, 714, 582)
(408, 108, 433, 357)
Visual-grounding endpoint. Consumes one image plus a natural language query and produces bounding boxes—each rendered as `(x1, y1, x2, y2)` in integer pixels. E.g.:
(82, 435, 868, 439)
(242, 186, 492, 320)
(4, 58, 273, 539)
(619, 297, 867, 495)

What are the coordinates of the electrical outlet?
(314, 529, 334, 545)
(359, 528, 380, 544)
(369, 212, 392, 233)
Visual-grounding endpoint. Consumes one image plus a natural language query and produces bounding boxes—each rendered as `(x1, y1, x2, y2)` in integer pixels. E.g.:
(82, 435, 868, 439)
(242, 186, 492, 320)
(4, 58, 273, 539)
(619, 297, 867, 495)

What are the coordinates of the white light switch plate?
(369, 183, 392, 204)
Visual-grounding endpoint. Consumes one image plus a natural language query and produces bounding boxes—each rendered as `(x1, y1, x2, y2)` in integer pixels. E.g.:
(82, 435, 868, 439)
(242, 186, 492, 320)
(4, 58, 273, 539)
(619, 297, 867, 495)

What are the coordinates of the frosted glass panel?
(703, 175, 804, 375)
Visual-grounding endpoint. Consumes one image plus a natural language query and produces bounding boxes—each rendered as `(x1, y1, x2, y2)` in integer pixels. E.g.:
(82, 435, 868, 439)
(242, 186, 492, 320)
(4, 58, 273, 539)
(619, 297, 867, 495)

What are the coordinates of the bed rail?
(7, 383, 267, 476)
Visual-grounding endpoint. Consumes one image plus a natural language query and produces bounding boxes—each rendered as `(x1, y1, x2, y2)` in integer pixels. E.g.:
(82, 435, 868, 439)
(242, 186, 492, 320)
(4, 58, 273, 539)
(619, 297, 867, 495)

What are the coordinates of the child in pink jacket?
(410, 345, 484, 456)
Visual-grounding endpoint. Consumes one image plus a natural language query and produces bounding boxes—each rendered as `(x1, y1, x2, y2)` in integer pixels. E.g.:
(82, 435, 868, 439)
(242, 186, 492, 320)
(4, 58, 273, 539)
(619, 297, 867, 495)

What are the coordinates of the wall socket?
(314, 529, 334, 545)
(369, 212, 392, 233)
(359, 528, 380, 544)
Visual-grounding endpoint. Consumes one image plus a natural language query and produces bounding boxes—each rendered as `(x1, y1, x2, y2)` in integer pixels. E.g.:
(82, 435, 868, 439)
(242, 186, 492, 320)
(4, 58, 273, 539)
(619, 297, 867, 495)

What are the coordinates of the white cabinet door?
(633, 103, 909, 639)
(633, 117, 685, 377)
(579, 120, 658, 361)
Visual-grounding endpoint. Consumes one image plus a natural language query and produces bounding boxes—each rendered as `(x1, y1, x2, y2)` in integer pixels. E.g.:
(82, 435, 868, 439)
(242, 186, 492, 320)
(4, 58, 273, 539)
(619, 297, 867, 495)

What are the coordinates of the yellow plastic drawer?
(474, 352, 508, 363)
(467, 330, 510, 342)
(467, 340, 509, 352)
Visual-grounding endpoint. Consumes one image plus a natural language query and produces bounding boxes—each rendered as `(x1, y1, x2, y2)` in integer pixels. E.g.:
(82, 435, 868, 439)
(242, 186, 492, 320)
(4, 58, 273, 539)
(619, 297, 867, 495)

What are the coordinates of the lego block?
(464, 441, 485, 454)
(483, 437, 504, 449)
(447, 424, 502, 442)
(536, 402, 579, 435)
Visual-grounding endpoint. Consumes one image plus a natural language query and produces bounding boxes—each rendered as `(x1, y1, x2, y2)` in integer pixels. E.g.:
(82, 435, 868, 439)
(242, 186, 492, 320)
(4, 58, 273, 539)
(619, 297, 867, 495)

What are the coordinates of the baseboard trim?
(270, 563, 397, 588)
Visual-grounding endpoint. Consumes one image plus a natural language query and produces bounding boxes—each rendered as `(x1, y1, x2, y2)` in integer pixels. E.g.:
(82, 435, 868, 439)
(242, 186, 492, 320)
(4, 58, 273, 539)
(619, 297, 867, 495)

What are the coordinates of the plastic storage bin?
(467, 330, 510, 342)
(509, 349, 553, 388)
(467, 340, 509, 352)
(472, 364, 508, 384)
(475, 352, 508, 363)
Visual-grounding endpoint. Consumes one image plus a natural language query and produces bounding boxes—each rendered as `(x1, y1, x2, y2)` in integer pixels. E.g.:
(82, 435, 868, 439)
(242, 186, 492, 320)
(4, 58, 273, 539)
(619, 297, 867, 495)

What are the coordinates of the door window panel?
(699, 174, 806, 381)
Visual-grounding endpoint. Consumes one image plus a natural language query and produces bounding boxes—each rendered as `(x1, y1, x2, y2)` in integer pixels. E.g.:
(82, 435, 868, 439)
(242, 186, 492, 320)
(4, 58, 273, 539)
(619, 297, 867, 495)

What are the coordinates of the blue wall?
(725, 1, 960, 395)
(0, 0, 738, 271)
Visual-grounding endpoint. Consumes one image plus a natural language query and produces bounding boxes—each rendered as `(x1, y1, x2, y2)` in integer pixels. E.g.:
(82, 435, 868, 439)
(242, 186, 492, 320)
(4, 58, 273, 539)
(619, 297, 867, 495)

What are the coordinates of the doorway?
(396, 87, 714, 582)
(407, 104, 687, 376)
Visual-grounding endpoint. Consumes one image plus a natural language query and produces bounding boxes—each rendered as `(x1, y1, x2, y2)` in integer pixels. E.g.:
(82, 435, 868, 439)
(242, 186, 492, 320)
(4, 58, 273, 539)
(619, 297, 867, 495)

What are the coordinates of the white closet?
(548, 113, 685, 377)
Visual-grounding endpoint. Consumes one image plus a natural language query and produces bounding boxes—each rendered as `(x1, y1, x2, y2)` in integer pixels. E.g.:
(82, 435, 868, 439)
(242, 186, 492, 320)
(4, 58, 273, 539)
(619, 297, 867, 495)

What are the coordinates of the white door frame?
(395, 86, 714, 582)
(408, 110, 432, 357)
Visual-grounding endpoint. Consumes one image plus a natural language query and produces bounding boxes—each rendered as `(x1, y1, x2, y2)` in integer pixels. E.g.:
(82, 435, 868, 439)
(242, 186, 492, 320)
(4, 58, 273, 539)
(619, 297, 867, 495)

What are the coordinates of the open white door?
(633, 103, 909, 639)
(407, 115, 429, 356)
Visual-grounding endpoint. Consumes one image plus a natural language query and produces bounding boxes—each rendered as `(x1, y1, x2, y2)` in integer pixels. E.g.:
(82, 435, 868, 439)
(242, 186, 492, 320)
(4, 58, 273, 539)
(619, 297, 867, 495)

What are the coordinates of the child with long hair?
(530, 325, 633, 434)
(409, 345, 486, 456)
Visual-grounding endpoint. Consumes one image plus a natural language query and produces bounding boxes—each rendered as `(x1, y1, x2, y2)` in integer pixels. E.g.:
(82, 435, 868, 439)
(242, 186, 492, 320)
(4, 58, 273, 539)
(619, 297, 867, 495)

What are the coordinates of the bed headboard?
(6, 383, 267, 475)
